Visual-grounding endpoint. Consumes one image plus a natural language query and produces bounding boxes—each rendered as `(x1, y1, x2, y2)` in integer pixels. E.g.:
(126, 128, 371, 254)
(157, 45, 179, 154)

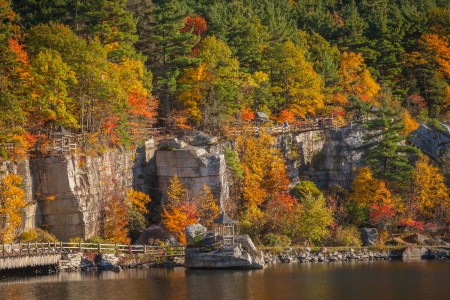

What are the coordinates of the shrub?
(327, 226, 362, 247)
(20, 228, 59, 243)
(262, 233, 292, 247)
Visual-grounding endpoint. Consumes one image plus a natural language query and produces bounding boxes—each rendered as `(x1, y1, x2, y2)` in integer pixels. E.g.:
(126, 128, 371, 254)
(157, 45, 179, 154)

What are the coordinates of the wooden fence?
(0, 242, 185, 258)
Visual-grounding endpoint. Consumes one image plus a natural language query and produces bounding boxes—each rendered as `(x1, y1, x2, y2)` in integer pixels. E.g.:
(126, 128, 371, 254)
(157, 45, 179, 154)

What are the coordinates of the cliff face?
(30, 149, 136, 241)
(155, 138, 228, 207)
(281, 125, 365, 188)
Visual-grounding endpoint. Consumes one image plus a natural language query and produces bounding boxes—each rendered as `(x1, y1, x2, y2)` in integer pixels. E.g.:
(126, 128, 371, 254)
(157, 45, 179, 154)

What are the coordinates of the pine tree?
(135, 0, 200, 117)
(360, 88, 419, 183)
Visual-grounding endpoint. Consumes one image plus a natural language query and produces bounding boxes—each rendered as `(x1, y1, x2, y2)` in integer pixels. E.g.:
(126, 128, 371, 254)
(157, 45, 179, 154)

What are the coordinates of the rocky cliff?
(156, 137, 228, 207)
(280, 124, 365, 188)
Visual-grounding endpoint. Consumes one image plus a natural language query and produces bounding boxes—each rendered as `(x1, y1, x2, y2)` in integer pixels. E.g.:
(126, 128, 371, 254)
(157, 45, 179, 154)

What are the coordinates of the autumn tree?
(412, 155, 450, 223)
(349, 167, 399, 226)
(126, 188, 151, 241)
(195, 184, 220, 229)
(263, 192, 301, 239)
(268, 41, 324, 117)
(161, 176, 197, 244)
(298, 194, 333, 246)
(0, 174, 26, 243)
(104, 194, 130, 244)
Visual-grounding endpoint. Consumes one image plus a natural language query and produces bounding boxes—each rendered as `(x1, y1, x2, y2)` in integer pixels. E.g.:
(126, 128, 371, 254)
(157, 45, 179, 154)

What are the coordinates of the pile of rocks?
(58, 253, 83, 272)
(264, 248, 391, 264)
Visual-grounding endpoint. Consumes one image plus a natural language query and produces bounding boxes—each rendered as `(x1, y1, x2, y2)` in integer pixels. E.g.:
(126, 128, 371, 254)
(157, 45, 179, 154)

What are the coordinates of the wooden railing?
(0, 242, 185, 258)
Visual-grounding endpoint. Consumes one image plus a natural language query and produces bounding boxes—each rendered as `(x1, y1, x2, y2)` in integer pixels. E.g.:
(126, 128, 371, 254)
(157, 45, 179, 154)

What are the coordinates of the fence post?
(35, 242, 37, 254)
(98, 243, 101, 253)
(2, 244, 4, 257)
(28, 243, 30, 255)
(115, 243, 118, 254)
(144, 245, 147, 254)
(128, 244, 132, 254)
(78, 242, 82, 252)
(60, 241, 63, 253)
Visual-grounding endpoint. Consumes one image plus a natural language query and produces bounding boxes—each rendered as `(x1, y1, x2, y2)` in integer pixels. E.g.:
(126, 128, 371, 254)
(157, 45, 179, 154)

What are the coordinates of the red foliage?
(241, 108, 255, 122)
(265, 192, 298, 214)
(407, 93, 427, 114)
(398, 219, 425, 231)
(276, 109, 295, 123)
(181, 16, 207, 36)
(128, 90, 158, 122)
(369, 203, 395, 225)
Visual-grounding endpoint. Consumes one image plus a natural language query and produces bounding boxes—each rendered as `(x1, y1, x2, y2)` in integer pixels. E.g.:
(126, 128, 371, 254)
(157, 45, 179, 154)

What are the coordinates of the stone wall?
(156, 138, 228, 207)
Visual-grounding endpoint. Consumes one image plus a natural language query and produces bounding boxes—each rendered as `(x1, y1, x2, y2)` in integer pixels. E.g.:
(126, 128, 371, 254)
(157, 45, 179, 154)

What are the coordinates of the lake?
(0, 261, 449, 300)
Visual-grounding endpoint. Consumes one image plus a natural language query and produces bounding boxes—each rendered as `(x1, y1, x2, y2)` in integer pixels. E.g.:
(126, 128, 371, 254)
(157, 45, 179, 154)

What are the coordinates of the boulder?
(185, 224, 207, 246)
(236, 234, 258, 256)
(408, 123, 450, 160)
(403, 233, 429, 245)
(361, 228, 378, 246)
(134, 225, 178, 246)
(184, 132, 219, 147)
(95, 253, 121, 272)
(401, 246, 430, 261)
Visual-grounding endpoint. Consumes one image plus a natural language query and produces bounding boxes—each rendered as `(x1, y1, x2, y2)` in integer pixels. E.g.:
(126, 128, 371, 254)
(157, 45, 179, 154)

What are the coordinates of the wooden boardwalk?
(0, 242, 185, 271)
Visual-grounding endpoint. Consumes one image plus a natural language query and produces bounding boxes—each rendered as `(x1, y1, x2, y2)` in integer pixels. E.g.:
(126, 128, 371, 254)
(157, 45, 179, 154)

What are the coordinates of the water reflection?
(0, 261, 449, 300)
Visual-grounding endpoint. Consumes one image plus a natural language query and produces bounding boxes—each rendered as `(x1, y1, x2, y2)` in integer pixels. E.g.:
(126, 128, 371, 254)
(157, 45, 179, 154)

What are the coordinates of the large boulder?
(185, 224, 207, 246)
(408, 123, 450, 159)
(401, 246, 431, 261)
(134, 225, 178, 245)
(184, 244, 264, 269)
(361, 228, 378, 246)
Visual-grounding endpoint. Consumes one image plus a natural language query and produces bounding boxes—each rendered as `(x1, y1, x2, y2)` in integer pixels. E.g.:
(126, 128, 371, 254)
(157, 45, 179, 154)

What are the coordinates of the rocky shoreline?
(263, 247, 450, 265)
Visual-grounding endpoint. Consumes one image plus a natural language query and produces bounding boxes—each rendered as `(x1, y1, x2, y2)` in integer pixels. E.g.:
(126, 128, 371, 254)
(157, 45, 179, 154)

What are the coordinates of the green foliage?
(224, 147, 244, 179)
(298, 194, 333, 246)
(327, 226, 362, 247)
(291, 181, 323, 202)
(262, 233, 291, 247)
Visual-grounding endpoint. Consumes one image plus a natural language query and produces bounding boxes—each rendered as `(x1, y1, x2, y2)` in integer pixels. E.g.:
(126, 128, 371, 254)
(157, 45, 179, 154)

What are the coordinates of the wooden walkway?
(0, 242, 185, 271)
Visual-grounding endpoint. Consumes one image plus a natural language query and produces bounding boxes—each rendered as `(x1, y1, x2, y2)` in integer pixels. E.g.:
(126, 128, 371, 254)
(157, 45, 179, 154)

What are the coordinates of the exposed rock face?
(408, 123, 450, 159)
(361, 228, 378, 246)
(156, 138, 228, 206)
(0, 159, 39, 232)
(30, 149, 136, 241)
(279, 124, 365, 188)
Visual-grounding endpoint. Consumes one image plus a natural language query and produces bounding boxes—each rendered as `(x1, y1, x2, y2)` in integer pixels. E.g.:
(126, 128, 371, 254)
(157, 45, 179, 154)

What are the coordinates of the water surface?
(0, 261, 449, 300)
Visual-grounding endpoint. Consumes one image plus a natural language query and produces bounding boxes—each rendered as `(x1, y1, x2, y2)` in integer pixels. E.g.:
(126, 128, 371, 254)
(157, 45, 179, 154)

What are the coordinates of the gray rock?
(361, 228, 378, 246)
(236, 234, 258, 256)
(185, 224, 207, 246)
(135, 225, 178, 246)
(401, 246, 430, 261)
(408, 123, 450, 160)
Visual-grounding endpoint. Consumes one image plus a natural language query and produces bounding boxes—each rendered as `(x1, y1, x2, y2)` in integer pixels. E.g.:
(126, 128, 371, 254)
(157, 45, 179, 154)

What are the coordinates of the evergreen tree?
(135, 0, 200, 117)
(360, 88, 419, 183)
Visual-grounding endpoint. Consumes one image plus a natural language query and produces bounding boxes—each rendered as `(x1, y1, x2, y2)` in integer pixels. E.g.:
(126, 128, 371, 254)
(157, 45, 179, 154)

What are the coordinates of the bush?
(86, 236, 109, 244)
(20, 228, 59, 243)
(327, 226, 362, 247)
(262, 233, 292, 247)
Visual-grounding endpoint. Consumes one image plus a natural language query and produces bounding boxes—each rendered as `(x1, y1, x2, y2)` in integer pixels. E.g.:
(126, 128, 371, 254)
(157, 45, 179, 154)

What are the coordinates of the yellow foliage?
(195, 185, 220, 229)
(0, 174, 26, 243)
(350, 167, 396, 207)
(126, 188, 151, 214)
(413, 155, 449, 219)
(167, 176, 186, 206)
(339, 52, 380, 104)
(402, 110, 420, 135)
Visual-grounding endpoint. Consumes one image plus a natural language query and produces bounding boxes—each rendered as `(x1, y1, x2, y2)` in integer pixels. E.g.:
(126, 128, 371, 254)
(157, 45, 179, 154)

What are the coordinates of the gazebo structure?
(213, 212, 238, 246)
(48, 125, 78, 155)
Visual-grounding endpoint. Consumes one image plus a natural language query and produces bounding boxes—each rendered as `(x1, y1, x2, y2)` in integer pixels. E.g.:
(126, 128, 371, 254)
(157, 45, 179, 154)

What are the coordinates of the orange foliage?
(181, 16, 207, 36)
(104, 195, 130, 244)
(0, 174, 26, 243)
(276, 109, 295, 123)
(161, 176, 198, 244)
(339, 52, 380, 104)
(128, 90, 158, 122)
(419, 34, 450, 80)
(401, 110, 419, 135)
(241, 108, 255, 122)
